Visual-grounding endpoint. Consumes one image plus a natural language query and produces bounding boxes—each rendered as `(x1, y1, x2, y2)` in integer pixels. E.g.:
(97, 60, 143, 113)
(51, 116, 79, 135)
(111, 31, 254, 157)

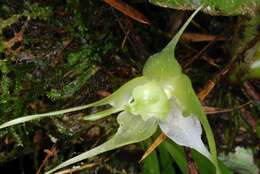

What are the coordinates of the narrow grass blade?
(158, 140, 176, 174)
(161, 140, 188, 174)
(192, 150, 232, 174)
(141, 139, 161, 174)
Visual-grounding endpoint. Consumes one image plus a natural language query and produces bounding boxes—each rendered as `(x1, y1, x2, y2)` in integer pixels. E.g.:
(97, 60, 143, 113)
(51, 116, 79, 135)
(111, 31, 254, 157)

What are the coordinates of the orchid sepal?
(46, 111, 158, 174)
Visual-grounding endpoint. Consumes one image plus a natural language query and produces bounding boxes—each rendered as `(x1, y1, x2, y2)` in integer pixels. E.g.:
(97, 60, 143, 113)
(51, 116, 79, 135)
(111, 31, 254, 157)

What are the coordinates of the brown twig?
(54, 162, 98, 174)
(121, 29, 130, 49)
(204, 101, 252, 115)
(198, 60, 233, 102)
(201, 55, 220, 67)
(188, 152, 198, 174)
(181, 32, 225, 42)
(243, 81, 260, 102)
(198, 79, 216, 102)
(183, 36, 218, 69)
(117, 19, 149, 64)
(181, 44, 219, 68)
(36, 145, 58, 174)
(139, 133, 166, 163)
(240, 107, 257, 132)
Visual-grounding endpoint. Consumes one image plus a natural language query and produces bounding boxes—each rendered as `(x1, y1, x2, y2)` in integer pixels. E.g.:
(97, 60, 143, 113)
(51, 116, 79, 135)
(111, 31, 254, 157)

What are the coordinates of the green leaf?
(0, 37, 3, 53)
(141, 140, 161, 174)
(192, 149, 232, 174)
(46, 111, 158, 174)
(149, 0, 259, 16)
(219, 147, 259, 174)
(192, 149, 216, 174)
(158, 141, 176, 174)
(161, 140, 188, 174)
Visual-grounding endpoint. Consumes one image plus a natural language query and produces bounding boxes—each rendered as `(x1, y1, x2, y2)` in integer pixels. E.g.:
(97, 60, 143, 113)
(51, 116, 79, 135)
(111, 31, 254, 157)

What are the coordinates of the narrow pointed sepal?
(0, 103, 94, 129)
(46, 111, 158, 174)
(142, 5, 203, 81)
(0, 77, 148, 129)
(83, 107, 122, 121)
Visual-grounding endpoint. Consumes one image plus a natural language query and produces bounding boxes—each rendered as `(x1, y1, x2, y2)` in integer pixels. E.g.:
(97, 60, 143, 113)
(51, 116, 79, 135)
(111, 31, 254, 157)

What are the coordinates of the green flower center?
(126, 81, 170, 121)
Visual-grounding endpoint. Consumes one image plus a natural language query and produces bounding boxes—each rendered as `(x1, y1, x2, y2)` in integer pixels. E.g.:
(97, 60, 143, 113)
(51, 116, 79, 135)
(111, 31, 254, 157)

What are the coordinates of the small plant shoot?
(0, 5, 221, 174)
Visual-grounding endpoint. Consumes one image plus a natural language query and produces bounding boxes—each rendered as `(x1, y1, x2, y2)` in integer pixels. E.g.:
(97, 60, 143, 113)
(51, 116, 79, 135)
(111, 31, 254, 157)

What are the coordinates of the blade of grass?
(141, 139, 161, 174)
(161, 140, 188, 174)
(191, 150, 232, 174)
(158, 141, 176, 174)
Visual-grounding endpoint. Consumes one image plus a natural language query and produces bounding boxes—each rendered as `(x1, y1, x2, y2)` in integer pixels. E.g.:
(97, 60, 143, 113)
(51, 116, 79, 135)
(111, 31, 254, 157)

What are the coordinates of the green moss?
(47, 45, 101, 100)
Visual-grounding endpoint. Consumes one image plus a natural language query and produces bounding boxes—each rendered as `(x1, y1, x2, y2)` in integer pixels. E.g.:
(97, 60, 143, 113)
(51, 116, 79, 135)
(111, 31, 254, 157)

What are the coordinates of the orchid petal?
(46, 111, 158, 174)
(159, 99, 211, 159)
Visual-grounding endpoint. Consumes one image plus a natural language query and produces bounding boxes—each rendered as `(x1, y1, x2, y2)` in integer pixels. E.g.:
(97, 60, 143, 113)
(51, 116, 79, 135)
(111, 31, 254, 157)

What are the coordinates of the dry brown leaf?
(104, 0, 150, 25)
(139, 133, 166, 163)
(181, 32, 225, 42)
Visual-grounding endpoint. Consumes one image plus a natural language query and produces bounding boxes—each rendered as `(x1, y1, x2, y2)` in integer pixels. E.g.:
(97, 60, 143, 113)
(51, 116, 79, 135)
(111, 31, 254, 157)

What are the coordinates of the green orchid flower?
(0, 5, 221, 174)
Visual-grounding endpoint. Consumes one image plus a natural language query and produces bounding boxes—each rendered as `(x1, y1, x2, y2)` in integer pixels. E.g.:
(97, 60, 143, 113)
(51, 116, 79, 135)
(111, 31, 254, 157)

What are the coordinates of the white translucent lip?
(159, 99, 211, 160)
